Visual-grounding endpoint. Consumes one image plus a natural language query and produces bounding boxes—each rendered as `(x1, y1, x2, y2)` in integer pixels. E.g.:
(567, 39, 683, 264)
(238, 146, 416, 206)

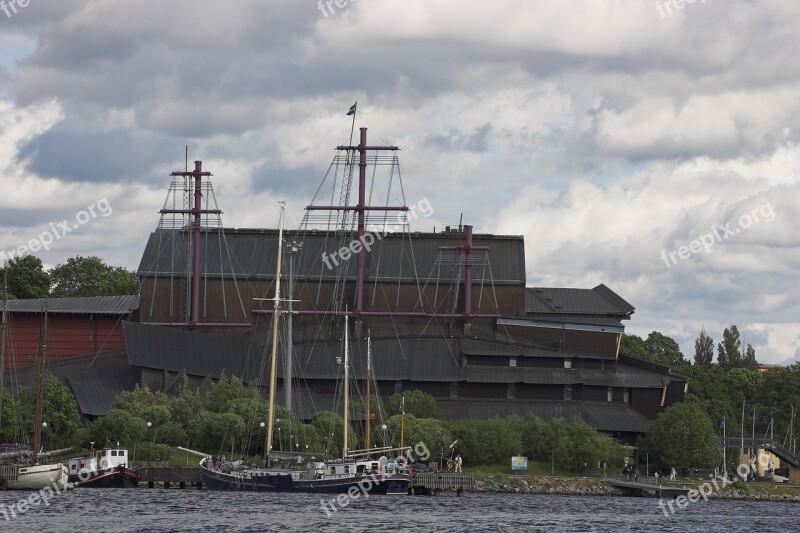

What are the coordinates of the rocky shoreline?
(471, 474, 800, 502)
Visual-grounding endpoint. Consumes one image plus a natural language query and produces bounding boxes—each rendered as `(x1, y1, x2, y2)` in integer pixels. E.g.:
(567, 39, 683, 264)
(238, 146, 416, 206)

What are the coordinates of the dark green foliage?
(50, 255, 138, 297)
(642, 401, 719, 470)
(386, 390, 441, 419)
(694, 327, 714, 367)
(4, 256, 51, 299)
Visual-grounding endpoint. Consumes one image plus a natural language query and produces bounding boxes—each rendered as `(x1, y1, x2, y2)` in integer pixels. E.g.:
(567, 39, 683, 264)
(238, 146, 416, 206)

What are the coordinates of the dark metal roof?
(5, 295, 139, 315)
(124, 321, 265, 383)
(615, 363, 670, 388)
(525, 284, 634, 316)
(498, 316, 624, 334)
(2, 350, 138, 417)
(137, 228, 526, 285)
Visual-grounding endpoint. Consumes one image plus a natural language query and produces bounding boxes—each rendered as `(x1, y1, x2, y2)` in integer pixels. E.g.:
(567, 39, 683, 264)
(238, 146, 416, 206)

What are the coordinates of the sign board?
(511, 456, 528, 471)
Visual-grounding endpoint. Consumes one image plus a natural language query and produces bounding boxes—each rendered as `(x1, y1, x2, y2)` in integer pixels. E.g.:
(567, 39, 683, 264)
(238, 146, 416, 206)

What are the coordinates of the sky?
(0, 0, 797, 365)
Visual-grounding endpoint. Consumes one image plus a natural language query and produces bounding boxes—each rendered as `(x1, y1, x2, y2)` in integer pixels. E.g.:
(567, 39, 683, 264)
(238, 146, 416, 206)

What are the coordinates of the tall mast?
(264, 205, 285, 463)
(365, 331, 372, 456)
(0, 264, 7, 434)
(33, 307, 48, 459)
(343, 311, 349, 459)
(400, 395, 405, 450)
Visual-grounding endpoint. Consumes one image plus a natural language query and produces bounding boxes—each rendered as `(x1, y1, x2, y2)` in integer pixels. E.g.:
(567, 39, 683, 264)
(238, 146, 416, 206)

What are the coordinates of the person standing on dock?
(454, 455, 463, 473)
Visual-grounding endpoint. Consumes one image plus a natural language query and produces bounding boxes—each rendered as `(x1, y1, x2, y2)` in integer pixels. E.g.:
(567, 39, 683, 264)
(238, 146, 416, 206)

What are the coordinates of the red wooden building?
(2, 295, 138, 369)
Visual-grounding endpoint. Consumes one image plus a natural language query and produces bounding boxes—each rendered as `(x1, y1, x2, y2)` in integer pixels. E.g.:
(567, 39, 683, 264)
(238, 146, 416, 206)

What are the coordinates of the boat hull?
(70, 466, 139, 488)
(201, 465, 409, 494)
(4, 463, 70, 491)
(201, 467, 294, 491)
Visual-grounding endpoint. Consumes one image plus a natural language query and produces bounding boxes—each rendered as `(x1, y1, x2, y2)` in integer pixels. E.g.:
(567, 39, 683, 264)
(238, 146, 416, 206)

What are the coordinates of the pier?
(135, 467, 203, 488)
(410, 472, 475, 495)
(608, 479, 690, 498)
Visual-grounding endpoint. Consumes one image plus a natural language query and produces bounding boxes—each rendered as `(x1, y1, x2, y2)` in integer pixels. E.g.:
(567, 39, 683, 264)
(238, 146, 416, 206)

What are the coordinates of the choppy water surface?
(1, 488, 799, 532)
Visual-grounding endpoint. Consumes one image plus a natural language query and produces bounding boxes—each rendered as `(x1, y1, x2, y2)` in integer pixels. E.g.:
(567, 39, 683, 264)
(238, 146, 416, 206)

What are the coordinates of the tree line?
(1, 255, 137, 299)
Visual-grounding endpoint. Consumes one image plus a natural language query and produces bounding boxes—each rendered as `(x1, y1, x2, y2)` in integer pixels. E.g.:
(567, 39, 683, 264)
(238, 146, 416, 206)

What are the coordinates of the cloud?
(0, 0, 797, 363)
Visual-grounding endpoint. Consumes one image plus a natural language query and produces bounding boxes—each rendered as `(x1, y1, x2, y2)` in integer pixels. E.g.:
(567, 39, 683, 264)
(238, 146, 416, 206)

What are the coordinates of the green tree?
(170, 376, 202, 432)
(205, 374, 258, 413)
(643, 401, 719, 471)
(50, 255, 138, 297)
(743, 344, 758, 370)
(4, 256, 51, 299)
(12, 373, 80, 448)
(113, 384, 171, 426)
(619, 334, 650, 359)
(694, 327, 714, 367)
(717, 325, 742, 369)
(386, 390, 441, 419)
(644, 331, 686, 366)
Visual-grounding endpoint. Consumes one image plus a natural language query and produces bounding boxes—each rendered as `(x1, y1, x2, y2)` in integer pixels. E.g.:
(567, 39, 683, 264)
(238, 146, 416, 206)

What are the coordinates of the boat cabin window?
(111, 450, 118, 456)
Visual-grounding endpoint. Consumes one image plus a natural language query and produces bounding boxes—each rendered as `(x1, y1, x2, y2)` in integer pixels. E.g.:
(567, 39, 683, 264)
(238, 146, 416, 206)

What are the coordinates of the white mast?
(264, 204, 285, 463)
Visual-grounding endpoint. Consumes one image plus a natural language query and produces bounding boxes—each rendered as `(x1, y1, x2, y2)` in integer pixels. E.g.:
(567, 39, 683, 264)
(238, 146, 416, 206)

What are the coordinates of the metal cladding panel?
(410, 338, 463, 381)
(137, 228, 526, 285)
(592, 284, 635, 314)
(579, 371, 626, 388)
(615, 364, 670, 388)
(2, 350, 137, 417)
(5, 295, 139, 315)
(465, 366, 522, 383)
(68, 372, 139, 417)
(580, 404, 651, 433)
(525, 285, 633, 315)
(522, 368, 580, 385)
(123, 321, 264, 383)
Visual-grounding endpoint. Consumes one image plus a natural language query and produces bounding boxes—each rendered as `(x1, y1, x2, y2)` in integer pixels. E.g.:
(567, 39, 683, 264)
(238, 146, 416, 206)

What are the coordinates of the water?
(1, 488, 799, 532)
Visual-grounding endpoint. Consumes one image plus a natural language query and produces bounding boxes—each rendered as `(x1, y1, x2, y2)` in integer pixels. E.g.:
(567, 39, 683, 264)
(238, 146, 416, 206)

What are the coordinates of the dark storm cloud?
(17, 128, 178, 184)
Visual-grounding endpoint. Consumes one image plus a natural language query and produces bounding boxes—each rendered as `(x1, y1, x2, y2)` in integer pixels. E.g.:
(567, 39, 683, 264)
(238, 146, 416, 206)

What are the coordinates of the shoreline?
(471, 474, 800, 502)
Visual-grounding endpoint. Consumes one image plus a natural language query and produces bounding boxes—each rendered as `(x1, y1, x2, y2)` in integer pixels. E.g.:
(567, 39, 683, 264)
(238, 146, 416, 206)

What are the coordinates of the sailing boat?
(195, 206, 411, 494)
(0, 280, 69, 490)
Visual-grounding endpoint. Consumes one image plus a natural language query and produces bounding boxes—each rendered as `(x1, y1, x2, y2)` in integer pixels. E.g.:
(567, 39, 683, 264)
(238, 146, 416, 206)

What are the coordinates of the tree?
(3, 256, 51, 299)
(643, 331, 686, 366)
(643, 401, 719, 471)
(204, 374, 258, 414)
(386, 390, 441, 420)
(50, 255, 138, 297)
(619, 334, 650, 359)
(717, 325, 742, 369)
(743, 344, 758, 370)
(694, 327, 714, 367)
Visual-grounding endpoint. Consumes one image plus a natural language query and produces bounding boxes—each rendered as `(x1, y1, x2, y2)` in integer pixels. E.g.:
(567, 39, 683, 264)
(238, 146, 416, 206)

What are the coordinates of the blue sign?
(512, 456, 528, 471)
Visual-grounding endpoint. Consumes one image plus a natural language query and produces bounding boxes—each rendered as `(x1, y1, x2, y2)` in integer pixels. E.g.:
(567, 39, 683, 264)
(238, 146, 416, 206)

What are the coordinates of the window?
(111, 450, 118, 456)
(450, 382, 459, 398)
(623, 388, 630, 403)
(509, 357, 517, 367)
(394, 381, 403, 395)
(564, 385, 572, 400)
(507, 384, 515, 399)
(607, 387, 613, 402)
(564, 360, 572, 369)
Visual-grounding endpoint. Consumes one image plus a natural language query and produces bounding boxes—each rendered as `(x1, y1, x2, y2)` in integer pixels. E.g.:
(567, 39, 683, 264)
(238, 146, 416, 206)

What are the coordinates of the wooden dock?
(608, 479, 690, 498)
(135, 467, 203, 488)
(410, 472, 474, 495)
